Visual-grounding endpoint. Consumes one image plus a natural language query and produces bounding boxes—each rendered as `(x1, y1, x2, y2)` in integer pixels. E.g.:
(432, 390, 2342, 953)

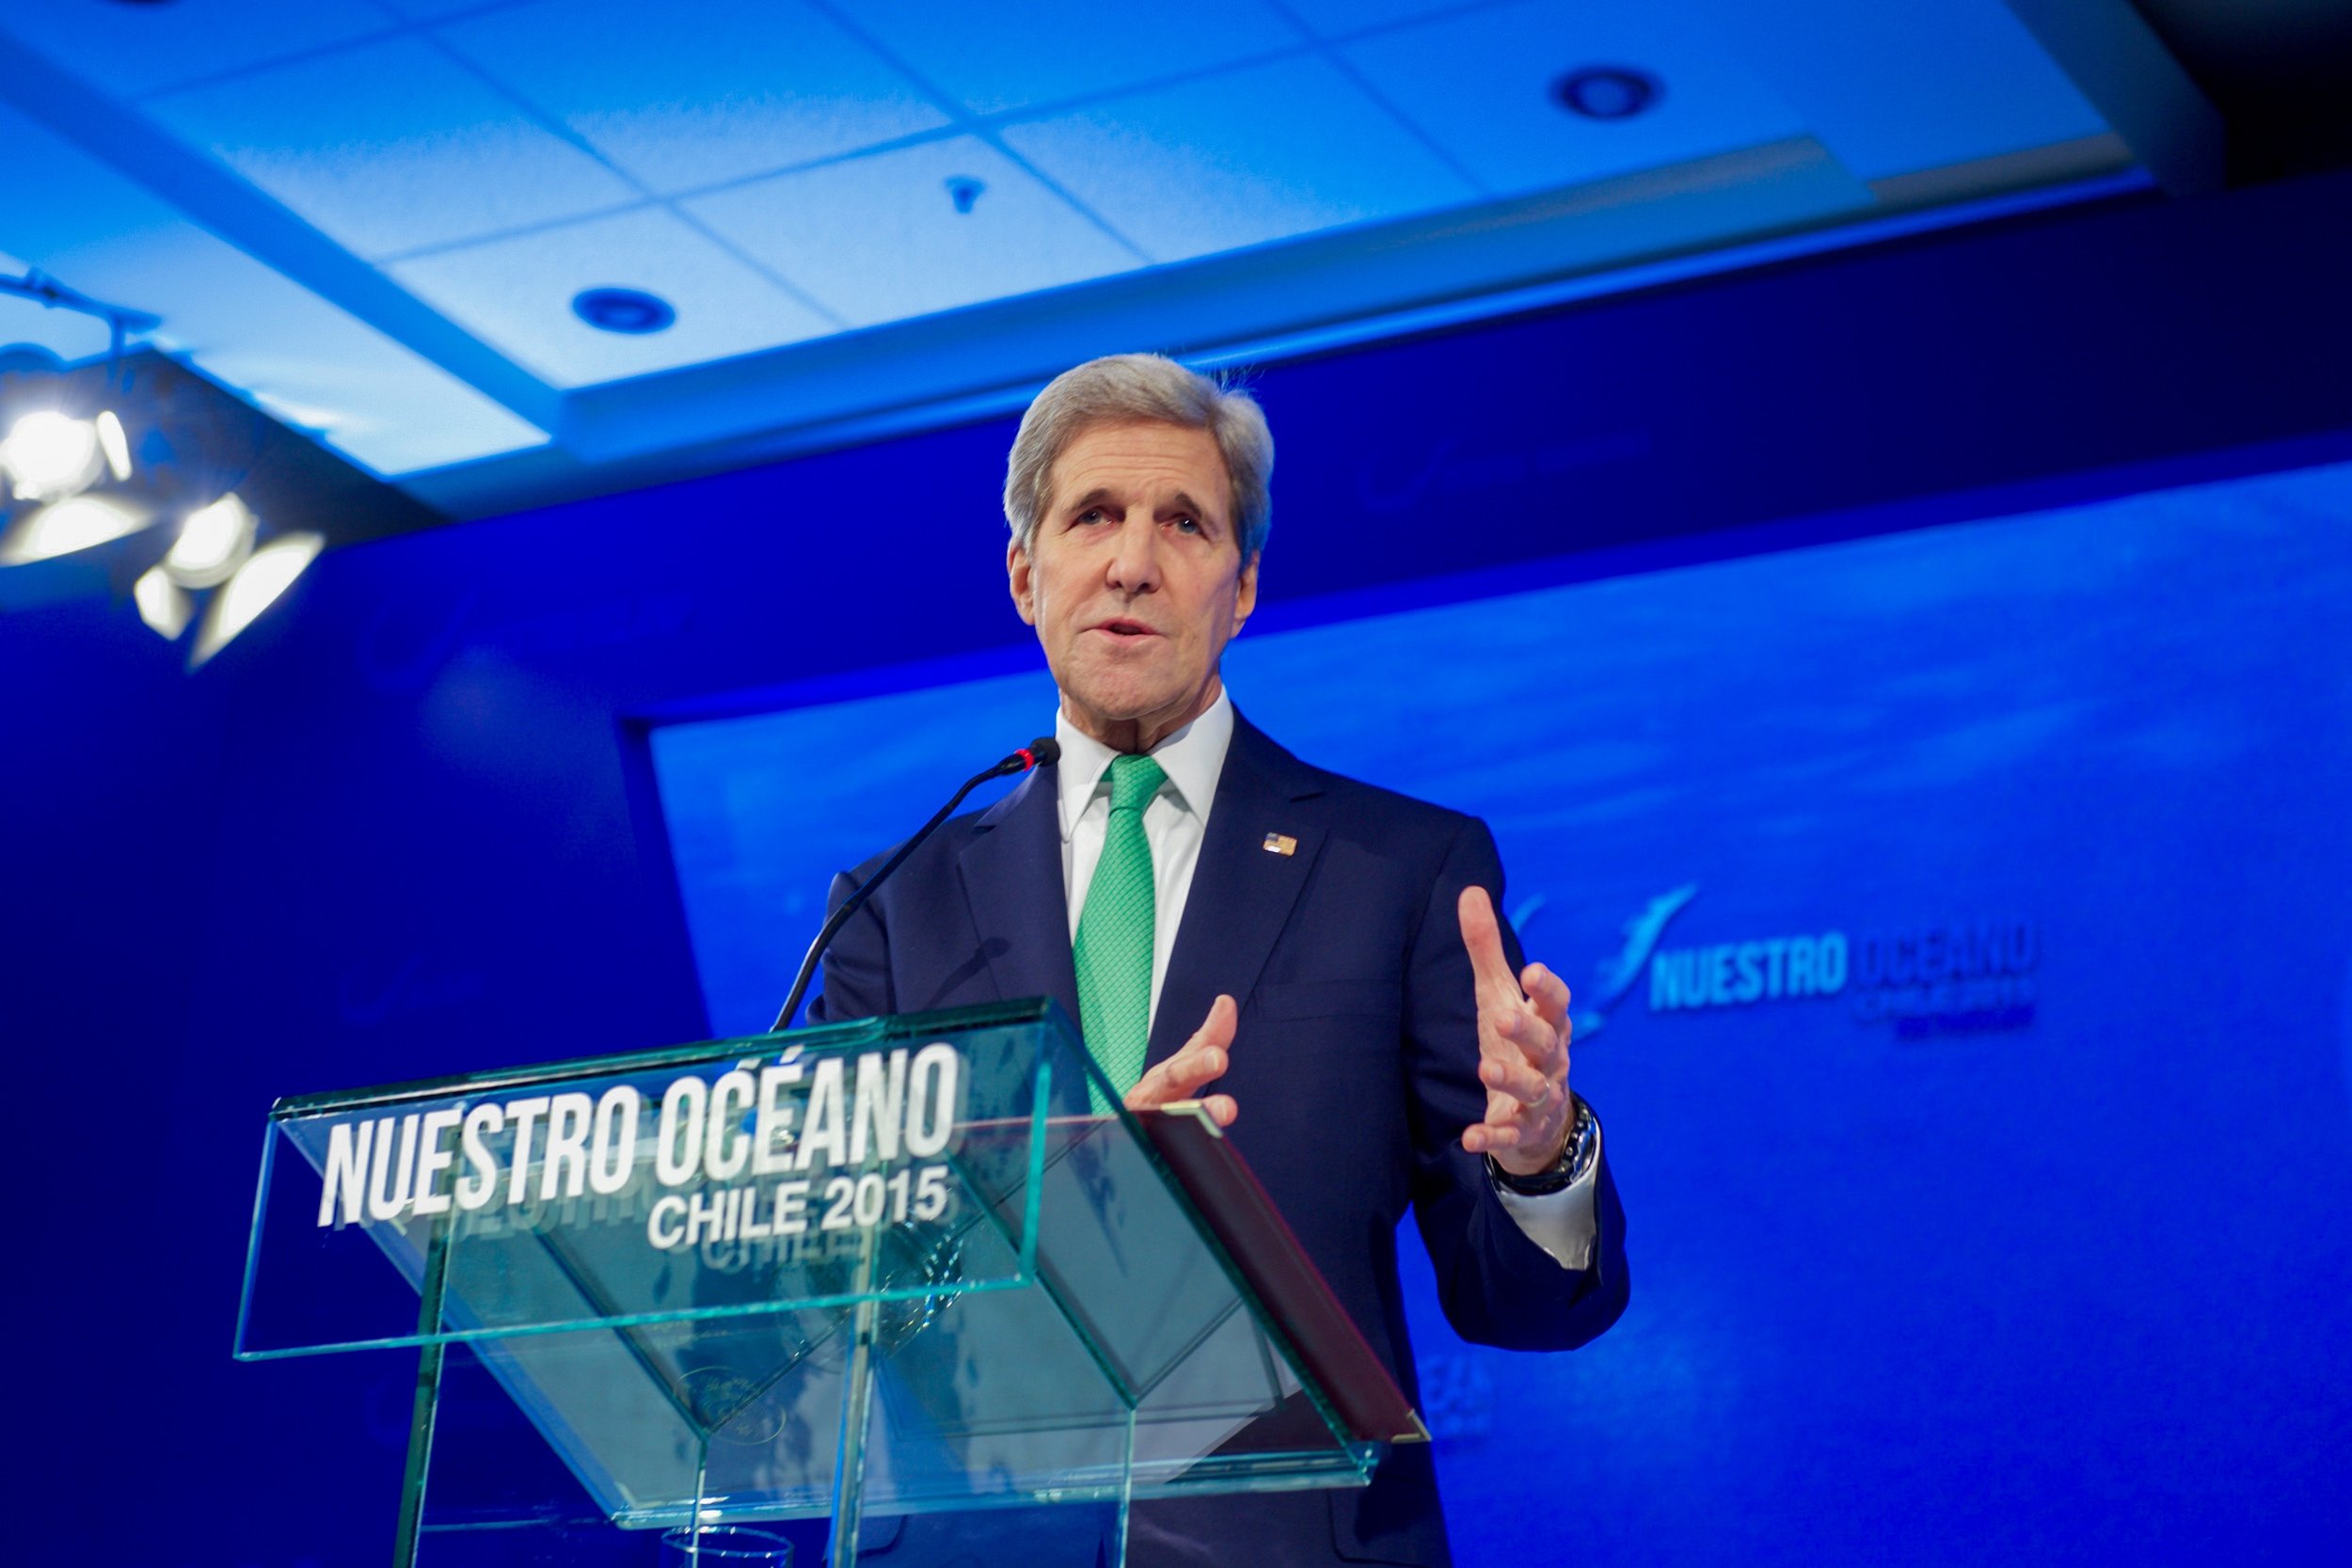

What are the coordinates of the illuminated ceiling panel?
(0, 95, 545, 476)
(439, 0, 950, 194)
(683, 135, 1143, 327)
(0, 0, 389, 98)
(387, 205, 839, 387)
(0, 0, 2215, 516)
(832, 0, 1304, 119)
(1340, 1, 1812, 197)
(998, 55, 1479, 262)
(143, 35, 643, 258)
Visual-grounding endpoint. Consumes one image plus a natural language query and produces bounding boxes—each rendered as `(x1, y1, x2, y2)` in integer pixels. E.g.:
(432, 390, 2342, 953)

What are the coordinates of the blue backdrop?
(650, 471, 2352, 1564)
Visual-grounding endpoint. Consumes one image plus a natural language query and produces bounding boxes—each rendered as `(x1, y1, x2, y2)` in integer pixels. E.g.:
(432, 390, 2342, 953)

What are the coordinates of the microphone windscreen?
(1024, 736, 1061, 768)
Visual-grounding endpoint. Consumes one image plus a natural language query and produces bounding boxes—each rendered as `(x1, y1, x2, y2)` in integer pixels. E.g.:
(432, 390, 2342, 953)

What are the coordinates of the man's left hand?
(1456, 886, 1573, 1177)
(1124, 992, 1240, 1127)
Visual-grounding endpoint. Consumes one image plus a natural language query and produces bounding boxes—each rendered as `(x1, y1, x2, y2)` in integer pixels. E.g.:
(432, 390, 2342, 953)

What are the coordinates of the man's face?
(1009, 419, 1258, 748)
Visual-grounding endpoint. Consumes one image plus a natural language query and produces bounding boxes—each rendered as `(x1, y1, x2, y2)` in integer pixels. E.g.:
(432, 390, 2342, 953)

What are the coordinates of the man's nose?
(1105, 519, 1161, 593)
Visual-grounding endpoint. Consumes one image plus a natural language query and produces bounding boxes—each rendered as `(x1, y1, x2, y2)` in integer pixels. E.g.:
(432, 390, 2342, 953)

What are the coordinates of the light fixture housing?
(1, 348, 439, 670)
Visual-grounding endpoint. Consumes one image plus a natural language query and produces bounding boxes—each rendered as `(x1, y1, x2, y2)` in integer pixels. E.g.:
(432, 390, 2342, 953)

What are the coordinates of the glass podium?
(237, 1001, 1422, 1566)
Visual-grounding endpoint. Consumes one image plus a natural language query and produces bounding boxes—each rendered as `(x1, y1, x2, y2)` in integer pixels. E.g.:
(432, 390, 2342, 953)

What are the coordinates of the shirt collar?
(1055, 688, 1234, 842)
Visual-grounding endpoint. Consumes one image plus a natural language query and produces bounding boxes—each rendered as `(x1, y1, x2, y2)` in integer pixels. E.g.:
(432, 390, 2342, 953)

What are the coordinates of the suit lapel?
(958, 765, 1082, 1029)
(1148, 713, 1327, 1069)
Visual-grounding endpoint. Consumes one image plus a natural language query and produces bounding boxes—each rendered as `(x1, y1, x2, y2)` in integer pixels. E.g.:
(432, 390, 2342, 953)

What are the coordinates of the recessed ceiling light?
(572, 288, 676, 335)
(1550, 67, 1662, 121)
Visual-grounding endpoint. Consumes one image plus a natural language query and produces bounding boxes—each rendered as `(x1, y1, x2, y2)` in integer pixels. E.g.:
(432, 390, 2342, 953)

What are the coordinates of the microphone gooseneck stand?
(770, 736, 1059, 1032)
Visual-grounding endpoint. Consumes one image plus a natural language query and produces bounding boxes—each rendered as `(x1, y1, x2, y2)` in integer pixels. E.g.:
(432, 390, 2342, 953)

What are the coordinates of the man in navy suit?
(813, 355, 1628, 1566)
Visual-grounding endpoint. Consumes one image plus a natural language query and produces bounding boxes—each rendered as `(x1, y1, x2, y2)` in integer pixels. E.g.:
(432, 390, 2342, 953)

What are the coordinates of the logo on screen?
(1546, 888, 2040, 1039)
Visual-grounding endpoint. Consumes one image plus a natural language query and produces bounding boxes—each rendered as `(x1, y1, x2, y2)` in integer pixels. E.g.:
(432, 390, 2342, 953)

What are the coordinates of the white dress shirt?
(1053, 689, 1599, 1270)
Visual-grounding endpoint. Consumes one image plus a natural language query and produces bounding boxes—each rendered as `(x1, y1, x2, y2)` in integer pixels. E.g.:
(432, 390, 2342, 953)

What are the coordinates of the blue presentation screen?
(648, 463, 2352, 1564)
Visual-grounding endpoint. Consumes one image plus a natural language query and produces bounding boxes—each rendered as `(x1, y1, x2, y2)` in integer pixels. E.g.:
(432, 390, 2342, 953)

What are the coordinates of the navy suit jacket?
(811, 710, 1629, 1566)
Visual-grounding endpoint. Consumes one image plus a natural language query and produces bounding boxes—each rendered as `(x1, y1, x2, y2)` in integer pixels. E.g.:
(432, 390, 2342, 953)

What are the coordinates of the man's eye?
(1173, 515, 1200, 534)
(1077, 508, 1107, 525)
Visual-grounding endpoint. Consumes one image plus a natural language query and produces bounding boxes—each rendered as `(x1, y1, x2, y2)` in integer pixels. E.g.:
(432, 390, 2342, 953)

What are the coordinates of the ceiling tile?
(143, 35, 641, 259)
(998, 55, 1477, 263)
(1342, 0, 1808, 198)
(0, 97, 544, 474)
(1684, 0, 2106, 180)
(683, 135, 1139, 328)
(831, 0, 1302, 117)
(435, 0, 951, 195)
(387, 206, 837, 388)
(0, 0, 394, 100)
(1279, 0, 1486, 37)
(372, 0, 500, 18)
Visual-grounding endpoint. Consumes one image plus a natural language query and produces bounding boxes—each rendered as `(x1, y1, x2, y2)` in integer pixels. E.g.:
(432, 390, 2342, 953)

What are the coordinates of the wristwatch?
(1486, 1094, 1598, 1196)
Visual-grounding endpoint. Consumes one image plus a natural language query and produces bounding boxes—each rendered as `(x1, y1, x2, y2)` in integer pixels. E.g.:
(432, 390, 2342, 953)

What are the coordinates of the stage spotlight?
(0, 492, 151, 564)
(0, 410, 104, 501)
(190, 531, 323, 667)
(95, 409, 132, 482)
(164, 492, 256, 588)
(134, 565, 194, 640)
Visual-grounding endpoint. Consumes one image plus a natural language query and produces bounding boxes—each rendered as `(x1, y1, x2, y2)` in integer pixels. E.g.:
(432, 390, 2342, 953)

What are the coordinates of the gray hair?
(1003, 354, 1274, 562)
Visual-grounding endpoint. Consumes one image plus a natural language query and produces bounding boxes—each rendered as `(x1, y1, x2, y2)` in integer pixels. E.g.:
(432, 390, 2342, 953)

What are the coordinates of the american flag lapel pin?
(1263, 832, 1297, 856)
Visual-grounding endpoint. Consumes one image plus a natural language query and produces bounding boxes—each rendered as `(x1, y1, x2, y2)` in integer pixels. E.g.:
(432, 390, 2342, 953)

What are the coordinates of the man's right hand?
(1122, 992, 1239, 1126)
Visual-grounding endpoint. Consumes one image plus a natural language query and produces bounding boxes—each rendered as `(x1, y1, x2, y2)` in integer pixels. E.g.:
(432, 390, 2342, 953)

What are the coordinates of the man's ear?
(1232, 551, 1260, 632)
(1008, 536, 1038, 626)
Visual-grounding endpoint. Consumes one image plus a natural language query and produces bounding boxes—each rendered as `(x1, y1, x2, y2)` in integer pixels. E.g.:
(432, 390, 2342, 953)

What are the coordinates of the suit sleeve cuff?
(1490, 1124, 1601, 1270)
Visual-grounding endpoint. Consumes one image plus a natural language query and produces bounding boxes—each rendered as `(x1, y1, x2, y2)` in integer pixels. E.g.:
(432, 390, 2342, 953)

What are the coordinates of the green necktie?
(1073, 752, 1167, 1111)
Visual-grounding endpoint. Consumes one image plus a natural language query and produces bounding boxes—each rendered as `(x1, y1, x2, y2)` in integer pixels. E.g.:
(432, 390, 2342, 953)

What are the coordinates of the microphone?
(771, 736, 1060, 1031)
